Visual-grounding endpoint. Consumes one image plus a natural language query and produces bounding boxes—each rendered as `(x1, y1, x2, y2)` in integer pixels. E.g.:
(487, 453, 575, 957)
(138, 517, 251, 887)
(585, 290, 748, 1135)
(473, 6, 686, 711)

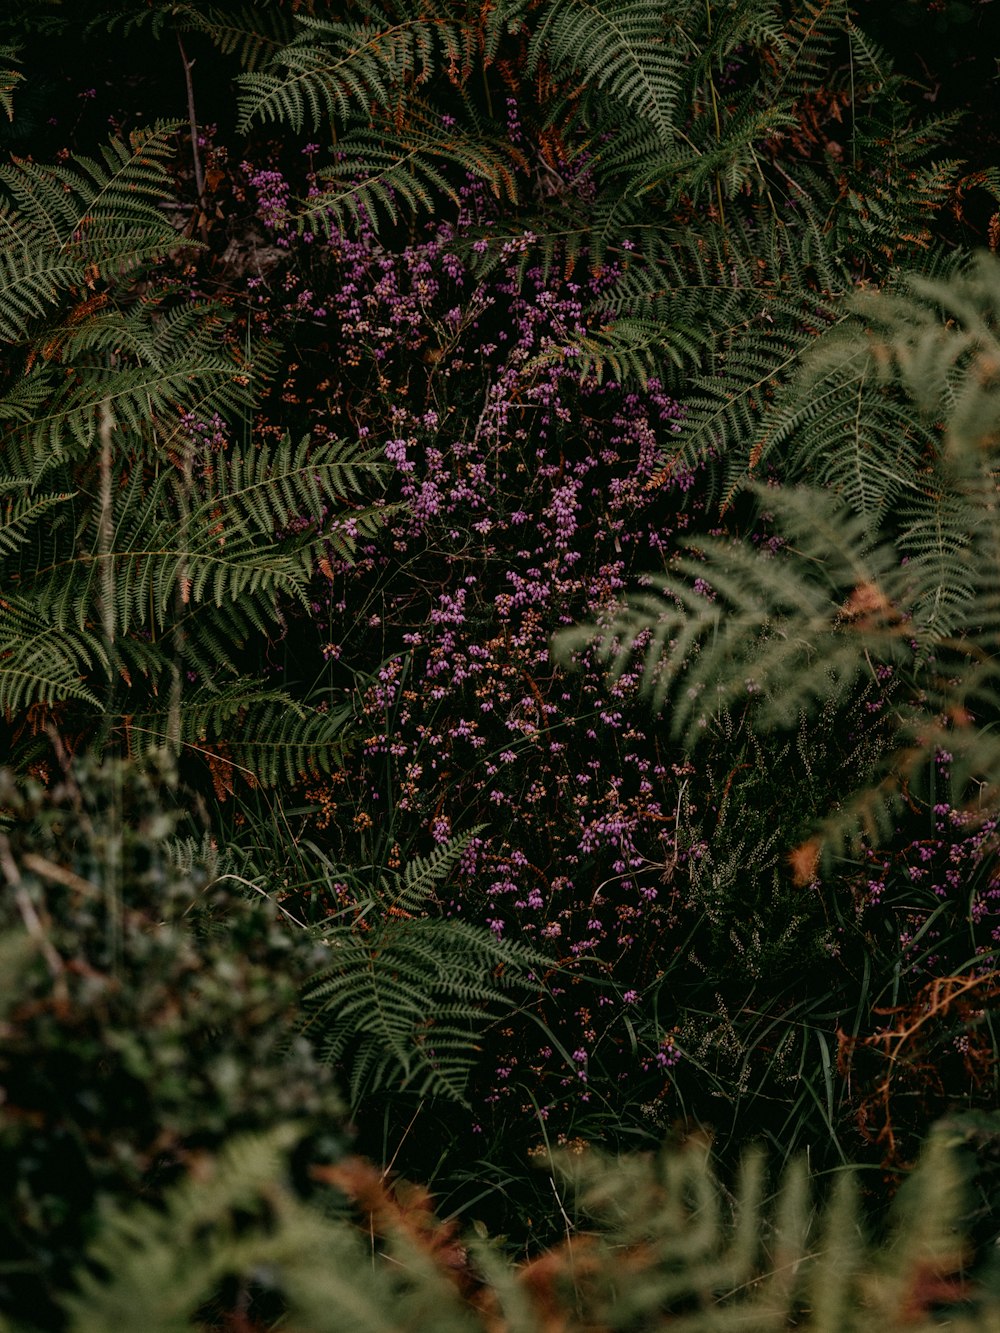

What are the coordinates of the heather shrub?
(150, 18, 1000, 1211)
(230, 177, 720, 1140)
(220, 188, 931, 1195)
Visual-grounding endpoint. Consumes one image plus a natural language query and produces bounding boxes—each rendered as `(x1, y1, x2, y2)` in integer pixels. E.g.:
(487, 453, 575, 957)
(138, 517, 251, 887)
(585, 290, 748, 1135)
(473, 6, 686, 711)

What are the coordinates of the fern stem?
(97, 406, 124, 974)
(847, 15, 858, 169)
(96, 405, 120, 764)
(97, 406, 115, 659)
(176, 31, 207, 237)
(704, 0, 727, 236)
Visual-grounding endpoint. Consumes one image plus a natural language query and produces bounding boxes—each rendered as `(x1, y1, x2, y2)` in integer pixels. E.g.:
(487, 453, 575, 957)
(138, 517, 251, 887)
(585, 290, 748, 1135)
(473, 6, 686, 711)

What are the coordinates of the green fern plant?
(555, 252, 1000, 850)
(54, 1120, 1000, 1331)
(294, 108, 521, 235)
(0, 122, 181, 346)
(233, 2, 521, 231)
(303, 829, 545, 1104)
(0, 412, 386, 777)
(235, 7, 478, 133)
(222, 0, 969, 489)
(225, 1, 832, 246)
(451, 0, 967, 500)
(0, 42, 21, 121)
(61, 1126, 481, 1333)
(0, 124, 388, 788)
(2, 301, 275, 472)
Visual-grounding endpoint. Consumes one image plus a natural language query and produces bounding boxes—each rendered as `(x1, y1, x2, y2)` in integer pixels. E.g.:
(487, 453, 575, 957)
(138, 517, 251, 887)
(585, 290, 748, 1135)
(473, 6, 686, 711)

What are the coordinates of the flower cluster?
(234, 165, 711, 1127)
(854, 754, 1000, 979)
(212, 131, 998, 1160)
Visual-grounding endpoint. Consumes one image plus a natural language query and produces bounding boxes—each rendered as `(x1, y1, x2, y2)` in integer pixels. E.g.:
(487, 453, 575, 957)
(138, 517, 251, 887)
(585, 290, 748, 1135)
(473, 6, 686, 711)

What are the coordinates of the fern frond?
(744, 333, 932, 526)
(0, 600, 103, 714)
(64, 1125, 478, 1333)
(220, 697, 353, 787)
(63, 1127, 340, 1333)
(308, 915, 539, 1104)
(125, 686, 353, 786)
(163, 831, 261, 888)
(0, 484, 73, 556)
(555, 486, 899, 743)
(0, 121, 180, 259)
(528, 0, 682, 141)
(200, 434, 388, 545)
(0, 238, 80, 344)
(768, 0, 851, 96)
(0, 124, 182, 346)
(65, 1122, 1000, 1331)
(393, 826, 486, 913)
(307, 829, 542, 1104)
(33, 528, 305, 636)
(0, 43, 21, 121)
(296, 115, 519, 234)
(99, 2, 297, 72)
(0, 415, 382, 776)
(560, 253, 1000, 848)
(236, 9, 475, 134)
(531, 315, 709, 388)
(897, 484, 979, 642)
(0, 302, 273, 475)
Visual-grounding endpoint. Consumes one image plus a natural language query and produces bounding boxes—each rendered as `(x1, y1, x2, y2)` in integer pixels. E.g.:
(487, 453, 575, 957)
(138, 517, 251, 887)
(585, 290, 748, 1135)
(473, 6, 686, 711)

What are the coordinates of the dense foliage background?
(2, 0, 1000, 1326)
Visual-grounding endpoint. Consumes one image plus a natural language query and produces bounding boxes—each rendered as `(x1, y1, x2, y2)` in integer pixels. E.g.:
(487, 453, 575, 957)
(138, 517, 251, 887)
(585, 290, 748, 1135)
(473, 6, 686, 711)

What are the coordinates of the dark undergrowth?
(1, 1, 1000, 1326)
